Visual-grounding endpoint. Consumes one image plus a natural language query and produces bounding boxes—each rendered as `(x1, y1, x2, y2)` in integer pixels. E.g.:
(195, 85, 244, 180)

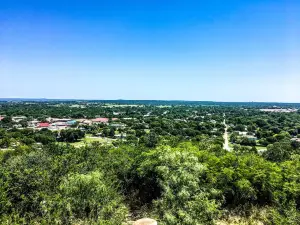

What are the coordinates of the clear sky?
(1, 0, 300, 102)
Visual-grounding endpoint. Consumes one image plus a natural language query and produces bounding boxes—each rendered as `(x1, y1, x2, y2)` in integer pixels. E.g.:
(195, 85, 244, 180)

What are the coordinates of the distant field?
(103, 104, 144, 108)
(157, 105, 172, 108)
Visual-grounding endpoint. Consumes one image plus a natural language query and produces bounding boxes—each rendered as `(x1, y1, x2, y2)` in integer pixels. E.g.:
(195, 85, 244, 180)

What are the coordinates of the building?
(13, 124, 22, 128)
(55, 122, 67, 126)
(53, 122, 68, 130)
(260, 108, 298, 113)
(66, 120, 77, 126)
(92, 118, 118, 123)
(92, 118, 109, 123)
(245, 135, 257, 141)
(76, 119, 92, 125)
(12, 116, 27, 122)
(50, 118, 72, 123)
(38, 122, 50, 128)
(28, 120, 39, 127)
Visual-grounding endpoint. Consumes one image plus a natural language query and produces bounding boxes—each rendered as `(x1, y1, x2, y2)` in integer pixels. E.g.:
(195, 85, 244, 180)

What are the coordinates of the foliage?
(137, 145, 220, 224)
(0, 101, 300, 224)
(57, 171, 128, 224)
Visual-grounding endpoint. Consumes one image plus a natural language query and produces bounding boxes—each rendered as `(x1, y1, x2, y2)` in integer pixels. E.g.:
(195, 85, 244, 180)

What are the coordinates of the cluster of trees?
(57, 129, 85, 143)
(0, 128, 86, 150)
(0, 128, 56, 148)
(227, 109, 300, 147)
(0, 135, 299, 224)
(230, 133, 257, 146)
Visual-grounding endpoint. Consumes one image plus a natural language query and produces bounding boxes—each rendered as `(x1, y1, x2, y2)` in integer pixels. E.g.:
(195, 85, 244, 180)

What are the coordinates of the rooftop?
(38, 122, 50, 127)
(92, 118, 109, 123)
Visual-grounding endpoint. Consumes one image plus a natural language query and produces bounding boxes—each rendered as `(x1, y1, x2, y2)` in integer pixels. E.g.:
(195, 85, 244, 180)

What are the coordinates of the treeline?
(0, 128, 85, 148)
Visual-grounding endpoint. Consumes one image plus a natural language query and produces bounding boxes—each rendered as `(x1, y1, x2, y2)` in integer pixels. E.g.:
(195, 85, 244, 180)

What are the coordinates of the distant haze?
(1, 0, 300, 102)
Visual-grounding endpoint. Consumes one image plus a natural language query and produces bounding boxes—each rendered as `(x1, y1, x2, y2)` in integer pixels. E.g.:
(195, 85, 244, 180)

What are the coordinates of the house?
(0, 116, 4, 121)
(38, 122, 50, 128)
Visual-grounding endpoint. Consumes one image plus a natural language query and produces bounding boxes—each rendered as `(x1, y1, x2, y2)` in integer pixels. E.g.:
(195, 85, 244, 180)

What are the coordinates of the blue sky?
(1, 0, 300, 102)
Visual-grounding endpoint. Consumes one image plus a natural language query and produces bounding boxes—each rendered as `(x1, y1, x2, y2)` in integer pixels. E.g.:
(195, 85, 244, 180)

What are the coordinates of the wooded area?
(0, 101, 300, 224)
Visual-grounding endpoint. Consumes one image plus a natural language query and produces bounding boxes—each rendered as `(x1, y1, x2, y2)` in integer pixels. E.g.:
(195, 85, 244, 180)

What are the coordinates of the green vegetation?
(0, 100, 300, 224)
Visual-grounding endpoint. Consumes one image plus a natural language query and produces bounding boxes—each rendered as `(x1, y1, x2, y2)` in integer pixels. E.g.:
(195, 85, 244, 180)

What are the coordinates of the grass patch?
(61, 134, 114, 148)
(229, 143, 267, 151)
(255, 145, 267, 150)
(0, 148, 14, 151)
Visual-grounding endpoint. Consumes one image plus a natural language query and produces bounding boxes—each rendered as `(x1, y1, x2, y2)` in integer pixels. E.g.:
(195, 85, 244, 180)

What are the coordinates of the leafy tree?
(0, 137, 11, 148)
(137, 145, 221, 225)
(143, 132, 159, 148)
(58, 129, 85, 143)
(57, 171, 128, 224)
(263, 141, 292, 162)
(1, 117, 12, 124)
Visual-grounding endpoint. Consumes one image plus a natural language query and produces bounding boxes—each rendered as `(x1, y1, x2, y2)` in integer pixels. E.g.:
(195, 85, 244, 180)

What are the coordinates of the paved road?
(223, 118, 231, 151)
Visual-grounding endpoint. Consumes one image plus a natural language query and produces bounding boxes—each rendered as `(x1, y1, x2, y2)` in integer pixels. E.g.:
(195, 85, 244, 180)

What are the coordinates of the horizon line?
(0, 98, 300, 104)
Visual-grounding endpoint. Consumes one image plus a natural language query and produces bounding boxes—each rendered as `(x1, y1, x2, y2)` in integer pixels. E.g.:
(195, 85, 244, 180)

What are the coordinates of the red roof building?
(38, 122, 50, 128)
(0, 117, 4, 121)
